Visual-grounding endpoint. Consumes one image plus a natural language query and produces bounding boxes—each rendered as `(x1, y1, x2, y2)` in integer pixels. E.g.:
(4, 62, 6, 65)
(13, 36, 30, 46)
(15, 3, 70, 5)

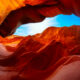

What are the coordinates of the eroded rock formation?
(0, 26, 80, 80)
(0, 0, 80, 80)
(0, 0, 80, 36)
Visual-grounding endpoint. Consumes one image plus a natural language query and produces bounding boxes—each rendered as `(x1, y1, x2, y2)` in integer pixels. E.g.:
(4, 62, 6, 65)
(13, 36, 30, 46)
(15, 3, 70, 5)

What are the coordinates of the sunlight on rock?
(14, 14, 80, 36)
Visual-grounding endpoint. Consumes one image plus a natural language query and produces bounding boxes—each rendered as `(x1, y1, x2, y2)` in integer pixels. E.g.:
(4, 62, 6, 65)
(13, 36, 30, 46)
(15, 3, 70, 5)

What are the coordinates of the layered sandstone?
(0, 0, 80, 80)
(0, 0, 80, 36)
(0, 26, 80, 80)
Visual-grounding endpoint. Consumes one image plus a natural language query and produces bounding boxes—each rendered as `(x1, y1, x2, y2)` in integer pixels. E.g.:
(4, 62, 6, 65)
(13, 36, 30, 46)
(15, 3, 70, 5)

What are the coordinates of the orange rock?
(0, 0, 80, 36)
(0, 0, 26, 24)
(0, 26, 80, 80)
(0, 0, 80, 80)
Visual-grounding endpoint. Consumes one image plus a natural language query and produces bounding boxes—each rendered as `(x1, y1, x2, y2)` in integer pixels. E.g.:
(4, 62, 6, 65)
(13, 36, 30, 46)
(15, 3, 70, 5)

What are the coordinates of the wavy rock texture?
(0, 0, 80, 36)
(0, 0, 80, 80)
(0, 26, 80, 80)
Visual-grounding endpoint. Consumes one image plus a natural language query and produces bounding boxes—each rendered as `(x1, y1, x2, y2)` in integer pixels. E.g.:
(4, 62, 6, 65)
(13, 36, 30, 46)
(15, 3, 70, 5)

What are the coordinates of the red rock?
(0, 26, 79, 80)
(0, 1, 80, 79)
(0, 0, 80, 36)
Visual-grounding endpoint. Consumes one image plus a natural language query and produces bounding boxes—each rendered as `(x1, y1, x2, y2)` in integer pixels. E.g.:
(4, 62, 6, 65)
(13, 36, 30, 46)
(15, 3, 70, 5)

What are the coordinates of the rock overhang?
(0, 1, 80, 80)
(0, 0, 80, 37)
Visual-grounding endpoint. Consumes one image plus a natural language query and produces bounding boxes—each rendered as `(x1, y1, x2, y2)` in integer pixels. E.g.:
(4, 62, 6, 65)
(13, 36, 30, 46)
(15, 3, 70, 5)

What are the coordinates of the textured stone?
(0, 0, 80, 36)
(0, 26, 80, 80)
(0, 0, 80, 80)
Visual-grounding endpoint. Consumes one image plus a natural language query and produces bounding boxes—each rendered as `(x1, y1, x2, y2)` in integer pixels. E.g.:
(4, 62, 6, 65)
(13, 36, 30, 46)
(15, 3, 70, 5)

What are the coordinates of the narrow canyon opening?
(0, 0, 80, 80)
(14, 14, 80, 36)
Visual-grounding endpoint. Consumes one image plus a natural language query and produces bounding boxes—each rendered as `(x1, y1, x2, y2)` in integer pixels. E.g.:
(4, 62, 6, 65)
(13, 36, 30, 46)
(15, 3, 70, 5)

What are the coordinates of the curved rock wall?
(0, 0, 80, 36)
(0, 26, 80, 80)
(0, 1, 80, 80)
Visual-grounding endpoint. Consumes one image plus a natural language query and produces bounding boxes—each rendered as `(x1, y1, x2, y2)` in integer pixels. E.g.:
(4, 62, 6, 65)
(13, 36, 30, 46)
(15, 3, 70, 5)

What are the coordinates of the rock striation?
(0, 0, 80, 36)
(0, 26, 80, 80)
(0, 0, 80, 80)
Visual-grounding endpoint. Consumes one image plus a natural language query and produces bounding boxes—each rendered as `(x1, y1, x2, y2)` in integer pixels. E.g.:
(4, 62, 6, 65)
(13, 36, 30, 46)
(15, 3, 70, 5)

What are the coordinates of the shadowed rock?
(0, 0, 80, 36)
(0, 26, 80, 80)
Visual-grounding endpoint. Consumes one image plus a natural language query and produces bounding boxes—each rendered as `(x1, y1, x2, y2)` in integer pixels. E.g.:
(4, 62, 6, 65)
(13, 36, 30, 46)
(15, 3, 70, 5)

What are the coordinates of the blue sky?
(14, 14, 80, 36)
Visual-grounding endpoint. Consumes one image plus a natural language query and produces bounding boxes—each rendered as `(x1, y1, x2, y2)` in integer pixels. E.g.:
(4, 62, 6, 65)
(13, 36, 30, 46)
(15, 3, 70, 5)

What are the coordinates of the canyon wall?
(0, 0, 80, 80)
(0, 26, 80, 80)
(0, 0, 80, 36)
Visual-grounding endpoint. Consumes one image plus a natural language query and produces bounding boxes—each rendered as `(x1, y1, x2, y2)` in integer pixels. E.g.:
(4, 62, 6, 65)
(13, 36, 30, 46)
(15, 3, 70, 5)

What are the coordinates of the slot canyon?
(0, 0, 80, 80)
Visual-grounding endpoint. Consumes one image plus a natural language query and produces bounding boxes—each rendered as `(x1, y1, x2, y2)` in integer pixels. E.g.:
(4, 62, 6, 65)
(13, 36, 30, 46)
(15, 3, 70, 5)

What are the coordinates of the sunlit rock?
(0, 0, 80, 36)
(0, 0, 80, 80)
(0, 26, 80, 80)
